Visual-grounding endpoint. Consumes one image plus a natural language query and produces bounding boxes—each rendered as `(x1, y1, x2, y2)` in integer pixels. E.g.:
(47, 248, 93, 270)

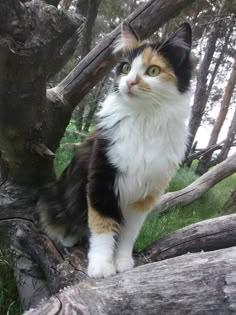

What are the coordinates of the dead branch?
(153, 152, 236, 215)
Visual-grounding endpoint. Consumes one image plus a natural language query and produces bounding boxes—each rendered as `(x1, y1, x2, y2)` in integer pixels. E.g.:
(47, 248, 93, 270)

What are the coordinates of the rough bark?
(197, 54, 236, 175)
(25, 246, 236, 315)
(153, 152, 236, 215)
(0, 0, 83, 184)
(185, 1, 226, 158)
(138, 214, 236, 264)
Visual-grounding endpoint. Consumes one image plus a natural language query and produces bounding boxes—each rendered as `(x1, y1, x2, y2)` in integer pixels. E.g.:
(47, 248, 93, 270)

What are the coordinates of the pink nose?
(127, 79, 138, 91)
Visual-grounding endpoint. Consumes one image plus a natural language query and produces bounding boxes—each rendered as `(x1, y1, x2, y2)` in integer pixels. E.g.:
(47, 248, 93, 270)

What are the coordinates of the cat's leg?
(87, 206, 120, 278)
(87, 136, 123, 278)
(114, 210, 148, 273)
(115, 195, 158, 273)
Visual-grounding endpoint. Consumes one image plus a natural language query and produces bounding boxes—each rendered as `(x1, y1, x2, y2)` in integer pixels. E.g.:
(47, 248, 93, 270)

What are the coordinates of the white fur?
(98, 54, 191, 209)
(115, 210, 149, 272)
(113, 24, 139, 54)
(90, 53, 191, 278)
(88, 233, 116, 278)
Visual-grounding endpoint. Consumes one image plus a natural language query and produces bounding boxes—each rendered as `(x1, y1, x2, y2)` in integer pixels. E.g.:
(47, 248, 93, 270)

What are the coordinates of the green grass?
(54, 119, 84, 175)
(0, 250, 22, 315)
(135, 167, 236, 251)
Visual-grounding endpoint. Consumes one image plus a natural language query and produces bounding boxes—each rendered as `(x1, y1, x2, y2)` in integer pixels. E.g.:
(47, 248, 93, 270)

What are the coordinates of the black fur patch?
(88, 132, 123, 224)
(39, 132, 123, 239)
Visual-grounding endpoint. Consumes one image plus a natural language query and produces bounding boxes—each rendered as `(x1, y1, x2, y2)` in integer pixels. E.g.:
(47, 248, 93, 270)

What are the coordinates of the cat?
(39, 22, 193, 278)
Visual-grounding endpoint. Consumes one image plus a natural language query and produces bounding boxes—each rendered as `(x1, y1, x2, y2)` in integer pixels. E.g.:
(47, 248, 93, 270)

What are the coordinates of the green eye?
(121, 63, 131, 74)
(146, 65, 160, 77)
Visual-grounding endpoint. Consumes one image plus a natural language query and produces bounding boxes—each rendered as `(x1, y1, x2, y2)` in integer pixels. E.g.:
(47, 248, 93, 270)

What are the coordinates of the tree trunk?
(74, 0, 101, 131)
(224, 190, 236, 214)
(83, 76, 109, 132)
(216, 105, 236, 163)
(196, 54, 236, 175)
(0, 0, 83, 185)
(185, 0, 227, 158)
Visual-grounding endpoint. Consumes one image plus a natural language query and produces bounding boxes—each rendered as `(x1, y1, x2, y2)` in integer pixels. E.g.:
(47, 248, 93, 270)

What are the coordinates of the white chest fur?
(98, 91, 191, 210)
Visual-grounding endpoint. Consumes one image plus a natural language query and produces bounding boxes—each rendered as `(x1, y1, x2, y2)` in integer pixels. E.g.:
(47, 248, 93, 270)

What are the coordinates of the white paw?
(88, 258, 116, 278)
(115, 255, 134, 273)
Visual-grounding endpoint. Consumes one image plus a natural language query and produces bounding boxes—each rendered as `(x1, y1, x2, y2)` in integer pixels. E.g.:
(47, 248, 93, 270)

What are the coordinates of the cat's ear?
(113, 22, 140, 53)
(162, 23, 192, 65)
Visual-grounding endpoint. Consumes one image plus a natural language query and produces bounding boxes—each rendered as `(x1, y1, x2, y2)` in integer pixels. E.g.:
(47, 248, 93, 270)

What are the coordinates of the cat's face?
(114, 23, 192, 106)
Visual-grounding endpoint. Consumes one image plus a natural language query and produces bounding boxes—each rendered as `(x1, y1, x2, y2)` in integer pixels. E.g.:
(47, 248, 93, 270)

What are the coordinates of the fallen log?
(25, 246, 236, 315)
(137, 214, 236, 264)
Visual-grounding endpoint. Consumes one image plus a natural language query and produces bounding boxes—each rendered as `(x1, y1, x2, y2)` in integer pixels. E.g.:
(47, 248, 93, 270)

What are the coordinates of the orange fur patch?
(129, 193, 160, 212)
(142, 47, 176, 83)
(88, 206, 120, 234)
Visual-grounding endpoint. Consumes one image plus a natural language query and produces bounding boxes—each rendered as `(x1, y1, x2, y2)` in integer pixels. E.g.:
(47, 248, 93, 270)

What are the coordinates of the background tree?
(185, 0, 227, 157)
(196, 54, 236, 174)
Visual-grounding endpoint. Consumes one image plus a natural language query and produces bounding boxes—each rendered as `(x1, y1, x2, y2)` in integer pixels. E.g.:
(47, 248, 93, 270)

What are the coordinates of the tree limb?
(49, 0, 196, 111)
(153, 152, 236, 215)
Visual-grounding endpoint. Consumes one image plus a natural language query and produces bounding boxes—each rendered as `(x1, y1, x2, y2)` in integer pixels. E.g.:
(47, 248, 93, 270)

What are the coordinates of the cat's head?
(113, 22, 192, 107)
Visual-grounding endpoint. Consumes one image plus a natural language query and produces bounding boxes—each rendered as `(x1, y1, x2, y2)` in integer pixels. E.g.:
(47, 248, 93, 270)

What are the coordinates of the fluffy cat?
(39, 22, 193, 278)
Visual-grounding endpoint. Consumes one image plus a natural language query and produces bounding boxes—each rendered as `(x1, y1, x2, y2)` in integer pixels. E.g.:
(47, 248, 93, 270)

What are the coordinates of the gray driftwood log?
(25, 246, 236, 315)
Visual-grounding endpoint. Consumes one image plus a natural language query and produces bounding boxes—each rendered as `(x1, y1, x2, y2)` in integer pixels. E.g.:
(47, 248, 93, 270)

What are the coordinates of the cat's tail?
(38, 164, 90, 248)
(38, 136, 93, 247)
(38, 180, 81, 247)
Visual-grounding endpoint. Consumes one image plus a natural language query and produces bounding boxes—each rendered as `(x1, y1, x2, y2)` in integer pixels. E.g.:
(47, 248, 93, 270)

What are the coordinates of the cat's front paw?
(88, 258, 116, 278)
(115, 255, 134, 273)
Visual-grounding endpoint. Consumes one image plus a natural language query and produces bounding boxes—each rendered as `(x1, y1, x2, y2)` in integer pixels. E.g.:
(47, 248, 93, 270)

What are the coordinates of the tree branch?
(49, 0, 196, 111)
(153, 152, 236, 215)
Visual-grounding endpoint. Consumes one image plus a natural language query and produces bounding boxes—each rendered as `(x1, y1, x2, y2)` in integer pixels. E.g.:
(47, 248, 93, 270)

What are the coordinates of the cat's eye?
(146, 65, 160, 77)
(121, 63, 131, 74)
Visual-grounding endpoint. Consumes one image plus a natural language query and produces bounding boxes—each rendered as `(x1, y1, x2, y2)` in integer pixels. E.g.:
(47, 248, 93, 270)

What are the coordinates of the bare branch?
(49, 0, 196, 111)
(153, 152, 236, 215)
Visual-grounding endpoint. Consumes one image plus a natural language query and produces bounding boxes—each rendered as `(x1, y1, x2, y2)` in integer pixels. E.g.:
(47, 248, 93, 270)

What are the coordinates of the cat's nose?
(127, 79, 138, 91)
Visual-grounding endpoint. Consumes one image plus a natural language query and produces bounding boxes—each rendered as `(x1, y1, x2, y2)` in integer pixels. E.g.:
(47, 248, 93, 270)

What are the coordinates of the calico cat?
(39, 22, 192, 278)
